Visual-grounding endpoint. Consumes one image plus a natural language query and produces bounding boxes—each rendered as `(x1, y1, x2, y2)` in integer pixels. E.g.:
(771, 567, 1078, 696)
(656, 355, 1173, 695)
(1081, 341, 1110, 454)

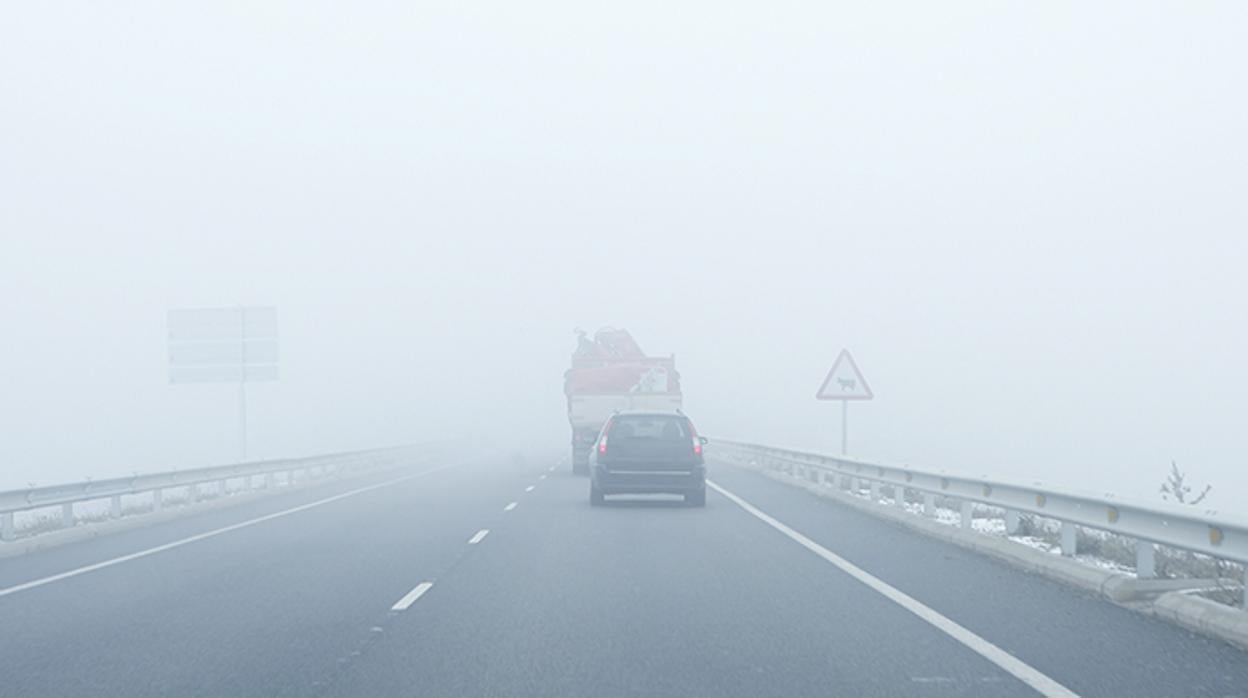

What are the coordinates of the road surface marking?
(468, 529, 490, 545)
(548, 465, 555, 472)
(504, 502, 518, 511)
(539, 474, 547, 480)
(707, 480, 1079, 698)
(391, 581, 433, 611)
(0, 465, 460, 600)
(525, 485, 535, 492)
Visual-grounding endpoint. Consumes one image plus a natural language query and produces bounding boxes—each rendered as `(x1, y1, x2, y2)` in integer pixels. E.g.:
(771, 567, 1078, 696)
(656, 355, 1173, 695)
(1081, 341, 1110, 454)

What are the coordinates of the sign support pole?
(239, 379, 248, 463)
(841, 400, 848, 455)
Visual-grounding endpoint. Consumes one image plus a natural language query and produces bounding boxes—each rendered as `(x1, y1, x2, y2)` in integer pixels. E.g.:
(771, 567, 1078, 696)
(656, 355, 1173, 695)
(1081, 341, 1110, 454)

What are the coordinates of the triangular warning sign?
(816, 349, 873, 400)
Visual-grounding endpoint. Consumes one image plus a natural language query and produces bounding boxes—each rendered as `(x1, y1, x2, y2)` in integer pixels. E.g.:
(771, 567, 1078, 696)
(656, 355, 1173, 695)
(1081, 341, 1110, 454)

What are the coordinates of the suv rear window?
(609, 416, 691, 440)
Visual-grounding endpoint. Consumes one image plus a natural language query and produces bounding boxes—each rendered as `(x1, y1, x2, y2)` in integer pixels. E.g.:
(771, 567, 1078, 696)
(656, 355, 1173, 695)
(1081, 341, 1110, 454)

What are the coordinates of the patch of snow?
(972, 518, 1007, 536)
(1010, 535, 1061, 555)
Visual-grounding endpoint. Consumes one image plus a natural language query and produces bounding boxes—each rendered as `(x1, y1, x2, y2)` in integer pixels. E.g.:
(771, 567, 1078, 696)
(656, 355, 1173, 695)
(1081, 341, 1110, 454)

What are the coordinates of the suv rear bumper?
(592, 465, 706, 494)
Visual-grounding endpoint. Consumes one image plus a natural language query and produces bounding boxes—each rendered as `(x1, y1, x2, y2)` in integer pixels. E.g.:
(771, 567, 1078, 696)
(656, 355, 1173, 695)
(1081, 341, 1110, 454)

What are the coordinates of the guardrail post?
(868, 481, 879, 502)
(110, 495, 122, 519)
(1060, 522, 1077, 557)
(265, 473, 274, 489)
(1135, 540, 1156, 579)
(218, 479, 228, 497)
(895, 486, 906, 509)
(1, 512, 15, 541)
(960, 500, 973, 529)
(922, 493, 936, 517)
(998, 511, 1018, 536)
(153, 489, 163, 510)
(61, 503, 74, 528)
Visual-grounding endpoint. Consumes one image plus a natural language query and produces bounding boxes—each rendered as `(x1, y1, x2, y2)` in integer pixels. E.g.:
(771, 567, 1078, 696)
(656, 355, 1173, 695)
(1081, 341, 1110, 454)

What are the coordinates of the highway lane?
(325, 467, 1042, 697)
(2, 452, 1247, 697)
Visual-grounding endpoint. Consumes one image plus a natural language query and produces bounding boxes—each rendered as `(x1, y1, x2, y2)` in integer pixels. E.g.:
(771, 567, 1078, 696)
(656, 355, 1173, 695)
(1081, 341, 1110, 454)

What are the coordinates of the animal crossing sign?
(816, 349, 873, 401)
(816, 349, 872, 455)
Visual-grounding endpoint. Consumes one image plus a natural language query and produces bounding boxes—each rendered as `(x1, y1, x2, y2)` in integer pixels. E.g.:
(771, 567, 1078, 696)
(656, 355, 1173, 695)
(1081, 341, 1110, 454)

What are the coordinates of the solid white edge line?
(391, 581, 434, 611)
(503, 502, 518, 511)
(468, 529, 490, 545)
(0, 464, 460, 599)
(706, 480, 1079, 698)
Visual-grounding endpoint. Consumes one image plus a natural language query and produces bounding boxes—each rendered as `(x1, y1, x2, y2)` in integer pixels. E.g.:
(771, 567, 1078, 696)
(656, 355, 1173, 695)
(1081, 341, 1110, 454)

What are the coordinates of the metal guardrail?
(0, 445, 430, 542)
(711, 439, 1247, 604)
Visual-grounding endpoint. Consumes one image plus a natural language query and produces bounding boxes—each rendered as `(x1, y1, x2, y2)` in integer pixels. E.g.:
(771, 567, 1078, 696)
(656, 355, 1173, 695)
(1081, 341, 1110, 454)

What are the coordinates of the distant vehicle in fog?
(587, 410, 708, 507)
(564, 328, 682, 474)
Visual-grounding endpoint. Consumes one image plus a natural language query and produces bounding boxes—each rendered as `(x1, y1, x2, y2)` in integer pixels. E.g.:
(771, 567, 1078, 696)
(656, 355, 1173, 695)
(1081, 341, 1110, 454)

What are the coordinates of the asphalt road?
(1, 450, 1246, 697)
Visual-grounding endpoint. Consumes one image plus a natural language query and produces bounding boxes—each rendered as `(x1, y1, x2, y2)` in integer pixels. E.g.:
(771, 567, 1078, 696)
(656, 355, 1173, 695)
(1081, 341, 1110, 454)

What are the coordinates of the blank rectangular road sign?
(168, 307, 279, 384)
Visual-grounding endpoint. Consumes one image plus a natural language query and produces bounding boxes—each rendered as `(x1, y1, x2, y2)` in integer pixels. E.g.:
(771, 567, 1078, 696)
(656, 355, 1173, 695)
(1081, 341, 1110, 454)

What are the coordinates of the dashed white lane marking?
(504, 502, 518, 511)
(0, 465, 460, 600)
(548, 465, 556, 472)
(468, 529, 490, 545)
(539, 474, 547, 480)
(525, 485, 535, 492)
(706, 480, 1079, 698)
(391, 581, 433, 611)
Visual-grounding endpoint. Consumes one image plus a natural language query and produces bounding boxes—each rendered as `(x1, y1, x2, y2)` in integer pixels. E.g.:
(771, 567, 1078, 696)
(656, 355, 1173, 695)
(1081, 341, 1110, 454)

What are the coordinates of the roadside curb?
(718, 458, 1248, 654)
(1153, 592, 1248, 653)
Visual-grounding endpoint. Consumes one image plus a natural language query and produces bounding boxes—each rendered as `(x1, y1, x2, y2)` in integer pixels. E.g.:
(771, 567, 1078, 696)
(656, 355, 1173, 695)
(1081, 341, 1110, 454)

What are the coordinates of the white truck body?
(568, 393, 684, 432)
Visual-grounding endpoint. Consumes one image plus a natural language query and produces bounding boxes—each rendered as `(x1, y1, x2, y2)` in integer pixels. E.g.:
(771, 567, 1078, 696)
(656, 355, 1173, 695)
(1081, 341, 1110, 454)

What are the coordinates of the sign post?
(168, 306, 279, 462)
(815, 349, 873, 455)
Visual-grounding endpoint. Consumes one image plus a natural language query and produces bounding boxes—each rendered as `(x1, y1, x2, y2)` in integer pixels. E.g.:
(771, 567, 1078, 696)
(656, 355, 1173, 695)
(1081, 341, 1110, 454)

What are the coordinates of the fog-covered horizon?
(3, 2, 1245, 505)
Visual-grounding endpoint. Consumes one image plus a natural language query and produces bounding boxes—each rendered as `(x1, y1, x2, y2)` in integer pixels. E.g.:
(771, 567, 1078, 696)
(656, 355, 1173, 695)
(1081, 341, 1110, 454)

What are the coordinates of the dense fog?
(2, 1, 1245, 506)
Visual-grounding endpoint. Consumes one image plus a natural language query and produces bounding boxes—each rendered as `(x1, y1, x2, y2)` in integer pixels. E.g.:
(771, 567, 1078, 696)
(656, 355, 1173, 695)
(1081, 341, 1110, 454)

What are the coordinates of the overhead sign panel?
(816, 349, 873, 400)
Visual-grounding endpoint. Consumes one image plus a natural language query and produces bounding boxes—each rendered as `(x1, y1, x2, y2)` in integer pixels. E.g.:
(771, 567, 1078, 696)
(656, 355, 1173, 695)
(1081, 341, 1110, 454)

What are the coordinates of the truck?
(564, 328, 682, 474)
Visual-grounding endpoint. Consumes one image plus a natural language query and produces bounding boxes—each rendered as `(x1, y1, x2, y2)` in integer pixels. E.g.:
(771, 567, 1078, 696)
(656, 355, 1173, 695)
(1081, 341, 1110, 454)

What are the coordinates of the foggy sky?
(2, 2, 1245, 505)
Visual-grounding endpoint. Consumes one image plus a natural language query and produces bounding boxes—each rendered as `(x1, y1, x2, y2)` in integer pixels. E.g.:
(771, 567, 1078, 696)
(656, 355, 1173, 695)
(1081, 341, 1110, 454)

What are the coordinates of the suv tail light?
(688, 420, 703, 456)
(598, 436, 608, 455)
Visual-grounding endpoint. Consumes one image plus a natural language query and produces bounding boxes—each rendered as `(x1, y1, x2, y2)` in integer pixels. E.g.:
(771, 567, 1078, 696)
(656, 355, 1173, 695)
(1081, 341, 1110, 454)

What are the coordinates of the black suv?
(587, 411, 708, 507)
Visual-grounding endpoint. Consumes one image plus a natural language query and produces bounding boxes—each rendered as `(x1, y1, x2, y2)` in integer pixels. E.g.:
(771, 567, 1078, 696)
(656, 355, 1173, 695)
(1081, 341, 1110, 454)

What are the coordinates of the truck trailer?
(564, 328, 682, 474)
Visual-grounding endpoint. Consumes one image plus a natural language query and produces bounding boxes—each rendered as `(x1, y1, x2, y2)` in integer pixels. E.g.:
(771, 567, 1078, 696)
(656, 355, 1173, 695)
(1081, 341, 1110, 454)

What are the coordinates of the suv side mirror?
(698, 436, 709, 445)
